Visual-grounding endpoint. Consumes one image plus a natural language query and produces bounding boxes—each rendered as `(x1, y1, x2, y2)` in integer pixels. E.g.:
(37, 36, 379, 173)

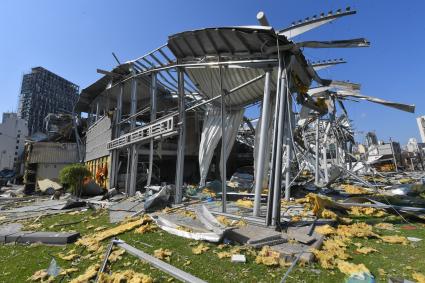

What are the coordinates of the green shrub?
(59, 163, 91, 197)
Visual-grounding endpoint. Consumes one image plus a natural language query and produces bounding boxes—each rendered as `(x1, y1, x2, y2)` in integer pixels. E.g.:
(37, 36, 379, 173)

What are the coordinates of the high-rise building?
(17, 67, 79, 135)
(0, 113, 28, 170)
(417, 116, 425, 143)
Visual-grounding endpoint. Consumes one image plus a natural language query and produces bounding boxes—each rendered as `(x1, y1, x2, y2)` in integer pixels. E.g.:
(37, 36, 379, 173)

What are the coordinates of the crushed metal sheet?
(154, 248, 172, 261)
(192, 243, 210, 255)
(97, 270, 153, 283)
(69, 264, 99, 283)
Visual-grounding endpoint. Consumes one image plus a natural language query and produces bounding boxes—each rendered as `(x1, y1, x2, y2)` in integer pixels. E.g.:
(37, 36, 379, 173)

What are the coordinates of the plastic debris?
(336, 260, 372, 280)
(46, 259, 60, 278)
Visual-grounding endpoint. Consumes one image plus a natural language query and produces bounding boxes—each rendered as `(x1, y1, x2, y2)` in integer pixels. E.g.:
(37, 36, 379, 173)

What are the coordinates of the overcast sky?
(1, 0, 424, 144)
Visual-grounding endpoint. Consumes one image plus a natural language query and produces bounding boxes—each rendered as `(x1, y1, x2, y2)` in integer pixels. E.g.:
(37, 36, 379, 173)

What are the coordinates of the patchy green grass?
(0, 210, 424, 282)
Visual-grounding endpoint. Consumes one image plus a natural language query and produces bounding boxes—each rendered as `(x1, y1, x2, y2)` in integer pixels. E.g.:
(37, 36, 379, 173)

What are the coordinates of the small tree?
(59, 163, 91, 198)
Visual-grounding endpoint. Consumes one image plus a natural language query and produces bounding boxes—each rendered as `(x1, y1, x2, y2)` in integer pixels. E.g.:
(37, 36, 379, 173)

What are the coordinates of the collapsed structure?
(74, 7, 415, 227)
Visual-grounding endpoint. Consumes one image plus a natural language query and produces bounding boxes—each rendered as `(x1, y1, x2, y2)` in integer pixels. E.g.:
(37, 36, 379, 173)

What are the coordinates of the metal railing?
(107, 116, 174, 150)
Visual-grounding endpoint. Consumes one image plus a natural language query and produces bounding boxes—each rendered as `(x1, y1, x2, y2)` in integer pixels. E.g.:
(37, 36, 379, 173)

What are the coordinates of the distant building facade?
(17, 67, 79, 135)
(0, 113, 28, 170)
(417, 116, 425, 143)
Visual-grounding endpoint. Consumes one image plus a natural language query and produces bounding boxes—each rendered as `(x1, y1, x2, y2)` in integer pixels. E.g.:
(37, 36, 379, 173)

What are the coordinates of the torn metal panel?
(151, 215, 225, 242)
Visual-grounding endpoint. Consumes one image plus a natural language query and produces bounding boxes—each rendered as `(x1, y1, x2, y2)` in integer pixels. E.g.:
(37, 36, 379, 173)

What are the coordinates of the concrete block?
(231, 254, 246, 263)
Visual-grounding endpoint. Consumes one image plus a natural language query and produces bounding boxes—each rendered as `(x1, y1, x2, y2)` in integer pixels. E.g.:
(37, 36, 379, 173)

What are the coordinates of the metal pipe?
(116, 241, 207, 283)
(284, 91, 292, 201)
(107, 59, 278, 91)
(257, 11, 270, 26)
(314, 118, 320, 185)
(128, 70, 138, 196)
(266, 61, 282, 225)
(271, 74, 288, 225)
(174, 68, 186, 204)
(147, 73, 157, 186)
(253, 71, 272, 217)
(219, 66, 227, 213)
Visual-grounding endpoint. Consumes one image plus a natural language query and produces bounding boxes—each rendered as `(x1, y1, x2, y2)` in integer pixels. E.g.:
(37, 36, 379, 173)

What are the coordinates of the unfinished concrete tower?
(17, 67, 79, 135)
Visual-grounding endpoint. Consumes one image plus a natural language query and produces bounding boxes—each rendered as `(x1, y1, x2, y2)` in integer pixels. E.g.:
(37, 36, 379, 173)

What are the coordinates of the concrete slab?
(272, 232, 324, 263)
(287, 225, 323, 244)
(226, 224, 286, 247)
(3, 231, 80, 245)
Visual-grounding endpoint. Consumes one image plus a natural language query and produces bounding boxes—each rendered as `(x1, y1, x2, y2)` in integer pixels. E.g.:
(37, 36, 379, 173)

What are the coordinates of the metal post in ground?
(314, 117, 321, 185)
(253, 70, 272, 217)
(147, 73, 157, 186)
(219, 66, 227, 213)
(271, 72, 288, 226)
(266, 60, 283, 225)
(128, 69, 138, 196)
(174, 67, 186, 204)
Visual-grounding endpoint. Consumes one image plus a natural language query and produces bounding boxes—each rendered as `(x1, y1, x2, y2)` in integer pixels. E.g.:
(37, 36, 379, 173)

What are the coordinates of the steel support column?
(147, 73, 157, 186)
(220, 67, 227, 213)
(109, 84, 123, 189)
(128, 72, 138, 196)
(266, 59, 283, 225)
(253, 70, 272, 217)
(174, 68, 186, 204)
(271, 73, 288, 225)
(314, 118, 320, 185)
(284, 91, 293, 201)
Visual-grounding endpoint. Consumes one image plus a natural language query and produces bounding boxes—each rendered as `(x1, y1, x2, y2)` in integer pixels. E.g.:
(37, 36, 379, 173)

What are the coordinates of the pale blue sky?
(1, 0, 424, 144)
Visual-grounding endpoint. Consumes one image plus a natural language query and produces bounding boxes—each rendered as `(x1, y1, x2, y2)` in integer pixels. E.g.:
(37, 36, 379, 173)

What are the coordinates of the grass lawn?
(0, 209, 424, 282)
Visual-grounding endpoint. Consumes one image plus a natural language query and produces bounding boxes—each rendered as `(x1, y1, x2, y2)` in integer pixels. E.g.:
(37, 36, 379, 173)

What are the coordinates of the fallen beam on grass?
(115, 240, 207, 283)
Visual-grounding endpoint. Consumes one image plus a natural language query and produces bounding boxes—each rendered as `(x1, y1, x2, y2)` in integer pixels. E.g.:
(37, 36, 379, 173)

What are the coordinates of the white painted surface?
(0, 113, 28, 170)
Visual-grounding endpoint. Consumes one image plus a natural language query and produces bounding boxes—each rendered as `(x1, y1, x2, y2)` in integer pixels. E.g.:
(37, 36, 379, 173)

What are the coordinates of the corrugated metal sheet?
(186, 67, 278, 107)
(168, 26, 290, 60)
(85, 116, 112, 161)
(28, 142, 79, 164)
